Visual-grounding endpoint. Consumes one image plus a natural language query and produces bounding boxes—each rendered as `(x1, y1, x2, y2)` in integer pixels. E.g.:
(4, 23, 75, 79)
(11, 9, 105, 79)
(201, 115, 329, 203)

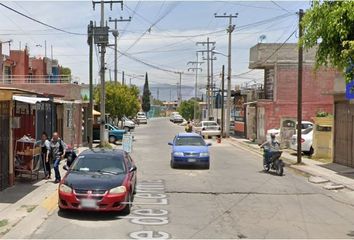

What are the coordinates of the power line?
(271, 1, 292, 13)
(0, 2, 85, 36)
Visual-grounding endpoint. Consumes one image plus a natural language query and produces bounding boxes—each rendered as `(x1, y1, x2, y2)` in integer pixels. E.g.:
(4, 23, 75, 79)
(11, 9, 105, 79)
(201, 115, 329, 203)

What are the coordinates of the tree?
(301, 1, 354, 82)
(178, 99, 198, 121)
(61, 66, 72, 82)
(142, 72, 151, 113)
(94, 82, 140, 121)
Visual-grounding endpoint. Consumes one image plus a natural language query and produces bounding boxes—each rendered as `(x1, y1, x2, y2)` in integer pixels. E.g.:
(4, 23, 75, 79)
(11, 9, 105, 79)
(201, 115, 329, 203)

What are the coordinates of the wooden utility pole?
(187, 52, 204, 121)
(109, 16, 131, 84)
(215, 13, 238, 137)
(87, 21, 94, 149)
(92, 0, 123, 144)
(221, 65, 225, 137)
(297, 9, 304, 164)
(197, 38, 215, 119)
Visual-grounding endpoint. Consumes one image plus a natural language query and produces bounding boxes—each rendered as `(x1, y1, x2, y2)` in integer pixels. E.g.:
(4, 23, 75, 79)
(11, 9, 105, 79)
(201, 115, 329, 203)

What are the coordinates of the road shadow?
(172, 165, 209, 170)
(258, 170, 285, 177)
(347, 231, 354, 237)
(0, 176, 43, 204)
(57, 209, 127, 221)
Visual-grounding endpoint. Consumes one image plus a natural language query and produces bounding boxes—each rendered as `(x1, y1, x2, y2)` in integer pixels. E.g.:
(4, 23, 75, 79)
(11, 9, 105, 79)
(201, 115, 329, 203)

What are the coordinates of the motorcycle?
(261, 147, 284, 176)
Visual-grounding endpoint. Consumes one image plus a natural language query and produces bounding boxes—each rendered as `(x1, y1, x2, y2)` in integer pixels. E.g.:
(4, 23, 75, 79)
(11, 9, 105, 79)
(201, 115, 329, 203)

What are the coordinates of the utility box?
(313, 117, 333, 160)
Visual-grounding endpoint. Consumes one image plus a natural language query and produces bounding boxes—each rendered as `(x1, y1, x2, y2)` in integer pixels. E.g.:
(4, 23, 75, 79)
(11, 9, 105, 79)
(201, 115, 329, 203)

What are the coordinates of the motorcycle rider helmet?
(270, 133, 276, 139)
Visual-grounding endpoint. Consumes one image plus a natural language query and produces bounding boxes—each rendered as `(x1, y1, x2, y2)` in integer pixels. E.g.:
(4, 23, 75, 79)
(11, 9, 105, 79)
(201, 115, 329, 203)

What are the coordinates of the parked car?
(290, 127, 314, 155)
(266, 121, 314, 142)
(122, 116, 135, 131)
(169, 112, 179, 122)
(136, 112, 147, 124)
(168, 133, 211, 169)
(93, 123, 126, 143)
(193, 121, 221, 138)
(58, 149, 137, 213)
(171, 114, 184, 124)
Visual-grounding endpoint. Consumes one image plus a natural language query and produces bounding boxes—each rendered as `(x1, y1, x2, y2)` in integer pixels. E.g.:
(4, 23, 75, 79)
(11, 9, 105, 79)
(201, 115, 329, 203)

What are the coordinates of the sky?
(0, 0, 312, 100)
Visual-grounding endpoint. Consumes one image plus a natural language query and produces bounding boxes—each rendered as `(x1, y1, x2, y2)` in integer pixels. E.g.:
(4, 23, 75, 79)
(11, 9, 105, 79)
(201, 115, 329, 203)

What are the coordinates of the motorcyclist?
(64, 144, 77, 168)
(185, 121, 193, 133)
(260, 133, 280, 165)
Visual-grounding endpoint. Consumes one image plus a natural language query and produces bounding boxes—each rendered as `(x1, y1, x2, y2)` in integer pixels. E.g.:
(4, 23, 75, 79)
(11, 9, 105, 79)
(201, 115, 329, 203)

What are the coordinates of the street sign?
(122, 133, 133, 153)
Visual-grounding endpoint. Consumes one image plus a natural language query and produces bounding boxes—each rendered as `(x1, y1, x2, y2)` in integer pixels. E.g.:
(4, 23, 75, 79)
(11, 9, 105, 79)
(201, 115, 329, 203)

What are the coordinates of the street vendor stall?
(14, 135, 41, 180)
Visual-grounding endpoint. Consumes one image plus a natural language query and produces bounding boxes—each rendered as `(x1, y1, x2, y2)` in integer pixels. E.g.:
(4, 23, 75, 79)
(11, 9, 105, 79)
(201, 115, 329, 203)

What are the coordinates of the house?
(247, 43, 338, 143)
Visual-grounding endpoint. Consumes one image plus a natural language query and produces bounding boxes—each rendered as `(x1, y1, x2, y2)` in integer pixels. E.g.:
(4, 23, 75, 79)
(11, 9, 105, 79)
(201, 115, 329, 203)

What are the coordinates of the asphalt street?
(27, 118, 354, 239)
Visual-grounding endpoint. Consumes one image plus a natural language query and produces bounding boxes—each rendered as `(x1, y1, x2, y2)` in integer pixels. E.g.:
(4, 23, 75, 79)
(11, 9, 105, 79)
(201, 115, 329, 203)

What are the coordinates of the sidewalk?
(0, 146, 90, 238)
(228, 137, 354, 191)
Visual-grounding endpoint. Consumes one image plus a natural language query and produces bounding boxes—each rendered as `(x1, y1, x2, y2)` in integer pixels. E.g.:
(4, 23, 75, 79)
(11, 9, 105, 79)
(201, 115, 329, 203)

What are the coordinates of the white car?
(122, 116, 135, 131)
(169, 112, 180, 122)
(171, 114, 184, 124)
(137, 112, 147, 124)
(290, 127, 314, 155)
(193, 121, 221, 138)
(266, 121, 314, 142)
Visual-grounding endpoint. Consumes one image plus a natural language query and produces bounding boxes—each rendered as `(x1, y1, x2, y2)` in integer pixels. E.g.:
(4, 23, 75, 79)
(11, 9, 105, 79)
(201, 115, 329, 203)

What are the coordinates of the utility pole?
(297, 9, 304, 164)
(109, 16, 131, 84)
(221, 65, 225, 137)
(187, 52, 204, 121)
(176, 72, 183, 105)
(122, 70, 125, 85)
(87, 21, 94, 149)
(197, 38, 215, 120)
(215, 13, 238, 137)
(92, 0, 123, 144)
(157, 88, 160, 100)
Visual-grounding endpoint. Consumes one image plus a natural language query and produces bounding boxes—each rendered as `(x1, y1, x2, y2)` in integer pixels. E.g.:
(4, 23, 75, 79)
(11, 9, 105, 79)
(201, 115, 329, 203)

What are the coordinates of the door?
(0, 101, 10, 191)
(334, 102, 350, 167)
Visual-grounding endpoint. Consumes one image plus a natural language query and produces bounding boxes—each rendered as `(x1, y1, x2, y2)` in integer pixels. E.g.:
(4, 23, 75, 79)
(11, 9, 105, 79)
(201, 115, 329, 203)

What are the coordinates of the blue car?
(168, 133, 211, 169)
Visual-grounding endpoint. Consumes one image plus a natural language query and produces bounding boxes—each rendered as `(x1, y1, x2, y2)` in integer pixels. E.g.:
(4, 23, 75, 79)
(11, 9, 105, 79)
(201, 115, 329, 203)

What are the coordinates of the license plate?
(188, 158, 197, 162)
(80, 199, 97, 209)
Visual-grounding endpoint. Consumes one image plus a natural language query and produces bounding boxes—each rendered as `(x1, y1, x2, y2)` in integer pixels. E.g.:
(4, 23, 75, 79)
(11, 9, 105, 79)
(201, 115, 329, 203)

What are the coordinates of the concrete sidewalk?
(228, 137, 354, 191)
(0, 146, 90, 238)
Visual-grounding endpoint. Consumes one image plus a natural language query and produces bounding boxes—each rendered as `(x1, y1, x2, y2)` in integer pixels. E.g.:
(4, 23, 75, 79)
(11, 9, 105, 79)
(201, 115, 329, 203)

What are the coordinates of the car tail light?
(301, 138, 305, 143)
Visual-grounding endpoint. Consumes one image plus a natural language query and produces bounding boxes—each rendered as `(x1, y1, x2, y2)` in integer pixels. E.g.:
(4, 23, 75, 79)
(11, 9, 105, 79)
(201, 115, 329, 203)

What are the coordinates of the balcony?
(0, 75, 74, 84)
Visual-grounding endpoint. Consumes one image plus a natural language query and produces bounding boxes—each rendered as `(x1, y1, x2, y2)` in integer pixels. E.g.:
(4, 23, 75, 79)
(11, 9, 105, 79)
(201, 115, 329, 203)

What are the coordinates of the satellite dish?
(258, 35, 267, 43)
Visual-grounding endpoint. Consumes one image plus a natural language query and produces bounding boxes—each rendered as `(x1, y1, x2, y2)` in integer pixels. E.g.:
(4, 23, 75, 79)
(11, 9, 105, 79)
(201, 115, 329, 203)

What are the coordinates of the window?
(72, 154, 126, 174)
(175, 137, 206, 146)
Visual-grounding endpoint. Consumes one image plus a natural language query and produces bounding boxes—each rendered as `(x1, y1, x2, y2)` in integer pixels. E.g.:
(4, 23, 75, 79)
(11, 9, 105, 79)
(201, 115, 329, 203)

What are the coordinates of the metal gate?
(36, 102, 56, 139)
(0, 101, 10, 191)
(334, 102, 354, 167)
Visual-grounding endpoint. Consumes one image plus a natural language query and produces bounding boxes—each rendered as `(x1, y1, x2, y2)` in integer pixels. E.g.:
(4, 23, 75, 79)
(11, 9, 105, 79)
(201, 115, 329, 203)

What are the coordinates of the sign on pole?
(122, 133, 133, 153)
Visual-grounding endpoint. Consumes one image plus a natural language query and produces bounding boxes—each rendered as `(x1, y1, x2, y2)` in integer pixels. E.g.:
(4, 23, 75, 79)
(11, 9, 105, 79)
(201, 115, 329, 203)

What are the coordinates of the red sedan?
(58, 149, 137, 214)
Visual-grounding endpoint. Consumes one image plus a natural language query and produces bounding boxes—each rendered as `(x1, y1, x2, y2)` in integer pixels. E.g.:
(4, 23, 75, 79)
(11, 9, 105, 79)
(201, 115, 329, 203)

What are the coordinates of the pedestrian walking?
(49, 132, 66, 183)
(40, 132, 51, 179)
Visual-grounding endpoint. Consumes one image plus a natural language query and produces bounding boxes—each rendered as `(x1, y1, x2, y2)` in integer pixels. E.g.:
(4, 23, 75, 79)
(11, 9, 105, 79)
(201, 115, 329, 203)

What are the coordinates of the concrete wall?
(10, 50, 29, 82)
(249, 43, 317, 69)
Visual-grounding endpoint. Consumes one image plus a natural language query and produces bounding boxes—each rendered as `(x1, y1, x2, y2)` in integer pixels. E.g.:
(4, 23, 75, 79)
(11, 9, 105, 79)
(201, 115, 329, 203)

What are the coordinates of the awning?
(93, 109, 101, 116)
(13, 95, 50, 104)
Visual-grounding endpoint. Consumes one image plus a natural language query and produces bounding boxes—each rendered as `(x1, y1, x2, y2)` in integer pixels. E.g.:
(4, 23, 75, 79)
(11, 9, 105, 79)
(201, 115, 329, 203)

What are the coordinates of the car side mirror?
(168, 142, 173, 146)
(207, 143, 212, 146)
(129, 166, 137, 172)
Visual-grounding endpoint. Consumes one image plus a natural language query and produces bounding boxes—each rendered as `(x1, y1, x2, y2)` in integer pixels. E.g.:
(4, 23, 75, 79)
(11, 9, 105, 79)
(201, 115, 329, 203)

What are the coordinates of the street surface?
(28, 118, 354, 239)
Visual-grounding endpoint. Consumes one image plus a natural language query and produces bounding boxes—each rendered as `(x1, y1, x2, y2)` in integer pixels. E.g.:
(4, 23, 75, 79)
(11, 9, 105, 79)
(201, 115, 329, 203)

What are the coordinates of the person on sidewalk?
(260, 133, 280, 165)
(40, 132, 51, 179)
(49, 132, 66, 183)
(64, 144, 77, 168)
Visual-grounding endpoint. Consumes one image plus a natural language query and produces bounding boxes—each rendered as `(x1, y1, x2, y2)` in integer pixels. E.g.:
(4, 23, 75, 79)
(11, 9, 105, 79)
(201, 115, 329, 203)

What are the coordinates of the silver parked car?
(193, 121, 221, 138)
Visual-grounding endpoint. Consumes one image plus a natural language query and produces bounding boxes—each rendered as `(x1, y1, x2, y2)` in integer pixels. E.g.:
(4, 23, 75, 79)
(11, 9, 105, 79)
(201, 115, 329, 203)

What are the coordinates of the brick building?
(248, 43, 337, 142)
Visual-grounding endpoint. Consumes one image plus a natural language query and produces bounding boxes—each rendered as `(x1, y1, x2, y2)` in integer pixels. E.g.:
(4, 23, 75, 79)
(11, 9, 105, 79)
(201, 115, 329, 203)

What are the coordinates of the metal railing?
(0, 75, 74, 84)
